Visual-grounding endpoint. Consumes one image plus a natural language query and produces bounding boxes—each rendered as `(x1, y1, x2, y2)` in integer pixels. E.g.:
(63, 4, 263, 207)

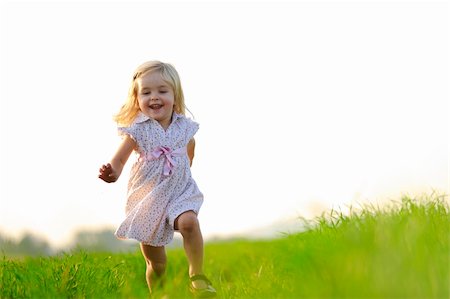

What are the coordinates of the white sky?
(0, 0, 448, 247)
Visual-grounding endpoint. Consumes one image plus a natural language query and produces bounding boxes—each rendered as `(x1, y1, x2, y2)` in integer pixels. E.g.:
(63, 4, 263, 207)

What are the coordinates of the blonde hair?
(114, 61, 186, 126)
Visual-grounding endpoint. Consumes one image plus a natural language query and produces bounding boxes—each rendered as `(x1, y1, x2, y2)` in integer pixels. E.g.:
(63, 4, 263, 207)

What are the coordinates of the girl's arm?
(187, 138, 195, 167)
(99, 135, 136, 183)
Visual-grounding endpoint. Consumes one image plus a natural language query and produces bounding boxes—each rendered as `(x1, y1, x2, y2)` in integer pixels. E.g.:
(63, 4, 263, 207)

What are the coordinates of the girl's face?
(136, 71, 175, 129)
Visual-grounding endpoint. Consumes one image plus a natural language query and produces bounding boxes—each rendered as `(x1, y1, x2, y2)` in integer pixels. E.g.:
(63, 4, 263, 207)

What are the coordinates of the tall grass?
(204, 194, 449, 299)
(273, 194, 450, 298)
(1, 194, 448, 298)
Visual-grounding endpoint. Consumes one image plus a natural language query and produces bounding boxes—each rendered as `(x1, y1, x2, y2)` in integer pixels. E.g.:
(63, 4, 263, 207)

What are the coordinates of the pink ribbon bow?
(142, 146, 186, 176)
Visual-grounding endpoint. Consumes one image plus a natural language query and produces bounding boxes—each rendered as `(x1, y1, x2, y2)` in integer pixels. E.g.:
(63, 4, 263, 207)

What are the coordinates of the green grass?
(1, 194, 449, 298)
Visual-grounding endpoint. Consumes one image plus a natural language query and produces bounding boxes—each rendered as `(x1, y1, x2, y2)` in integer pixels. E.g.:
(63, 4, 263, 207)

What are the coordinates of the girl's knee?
(149, 260, 166, 276)
(140, 244, 167, 276)
(176, 211, 200, 235)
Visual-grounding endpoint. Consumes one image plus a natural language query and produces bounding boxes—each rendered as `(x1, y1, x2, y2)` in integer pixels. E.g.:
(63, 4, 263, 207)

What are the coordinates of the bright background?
(0, 0, 448, 248)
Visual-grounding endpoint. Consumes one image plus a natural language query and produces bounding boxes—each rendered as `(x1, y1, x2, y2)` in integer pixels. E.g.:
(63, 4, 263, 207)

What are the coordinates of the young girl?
(98, 61, 216, 298)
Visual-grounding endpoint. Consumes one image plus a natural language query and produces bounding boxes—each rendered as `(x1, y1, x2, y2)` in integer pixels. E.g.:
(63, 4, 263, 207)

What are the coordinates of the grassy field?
(1, 194, 449, 298)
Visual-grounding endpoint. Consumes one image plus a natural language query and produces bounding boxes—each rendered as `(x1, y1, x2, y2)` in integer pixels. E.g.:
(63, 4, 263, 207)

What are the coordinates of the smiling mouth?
(150, 104, 163, 110)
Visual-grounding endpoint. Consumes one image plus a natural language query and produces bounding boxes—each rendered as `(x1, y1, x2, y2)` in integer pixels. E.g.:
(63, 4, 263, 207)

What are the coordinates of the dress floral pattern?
(115, 112, 203, 246)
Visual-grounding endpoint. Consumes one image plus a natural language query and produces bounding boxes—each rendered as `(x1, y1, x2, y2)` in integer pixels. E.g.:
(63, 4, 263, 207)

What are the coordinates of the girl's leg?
(140, 243, 167, 293)
(176, 211, 216, 297)
(175, 211, 206, 287)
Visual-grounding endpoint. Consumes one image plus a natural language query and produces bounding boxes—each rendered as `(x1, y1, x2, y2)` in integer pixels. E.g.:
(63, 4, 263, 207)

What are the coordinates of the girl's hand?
(98, 163, 118, 183)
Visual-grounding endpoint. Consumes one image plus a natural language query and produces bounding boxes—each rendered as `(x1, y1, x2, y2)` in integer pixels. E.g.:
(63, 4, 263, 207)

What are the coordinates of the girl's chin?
(148, 109, 164, 117)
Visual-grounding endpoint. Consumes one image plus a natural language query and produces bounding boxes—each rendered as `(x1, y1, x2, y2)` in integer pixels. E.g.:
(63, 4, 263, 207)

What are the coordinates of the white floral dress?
(115, 112, 203, 246)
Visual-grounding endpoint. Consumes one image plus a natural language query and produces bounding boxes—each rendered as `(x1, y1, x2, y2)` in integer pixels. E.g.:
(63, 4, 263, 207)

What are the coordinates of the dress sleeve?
(118, 125, 139, 144)
(185, 118, 200, 142)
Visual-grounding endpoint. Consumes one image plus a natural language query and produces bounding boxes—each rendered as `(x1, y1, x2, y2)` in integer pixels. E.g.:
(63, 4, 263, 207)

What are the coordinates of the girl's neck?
(157, 113, 174, 131)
